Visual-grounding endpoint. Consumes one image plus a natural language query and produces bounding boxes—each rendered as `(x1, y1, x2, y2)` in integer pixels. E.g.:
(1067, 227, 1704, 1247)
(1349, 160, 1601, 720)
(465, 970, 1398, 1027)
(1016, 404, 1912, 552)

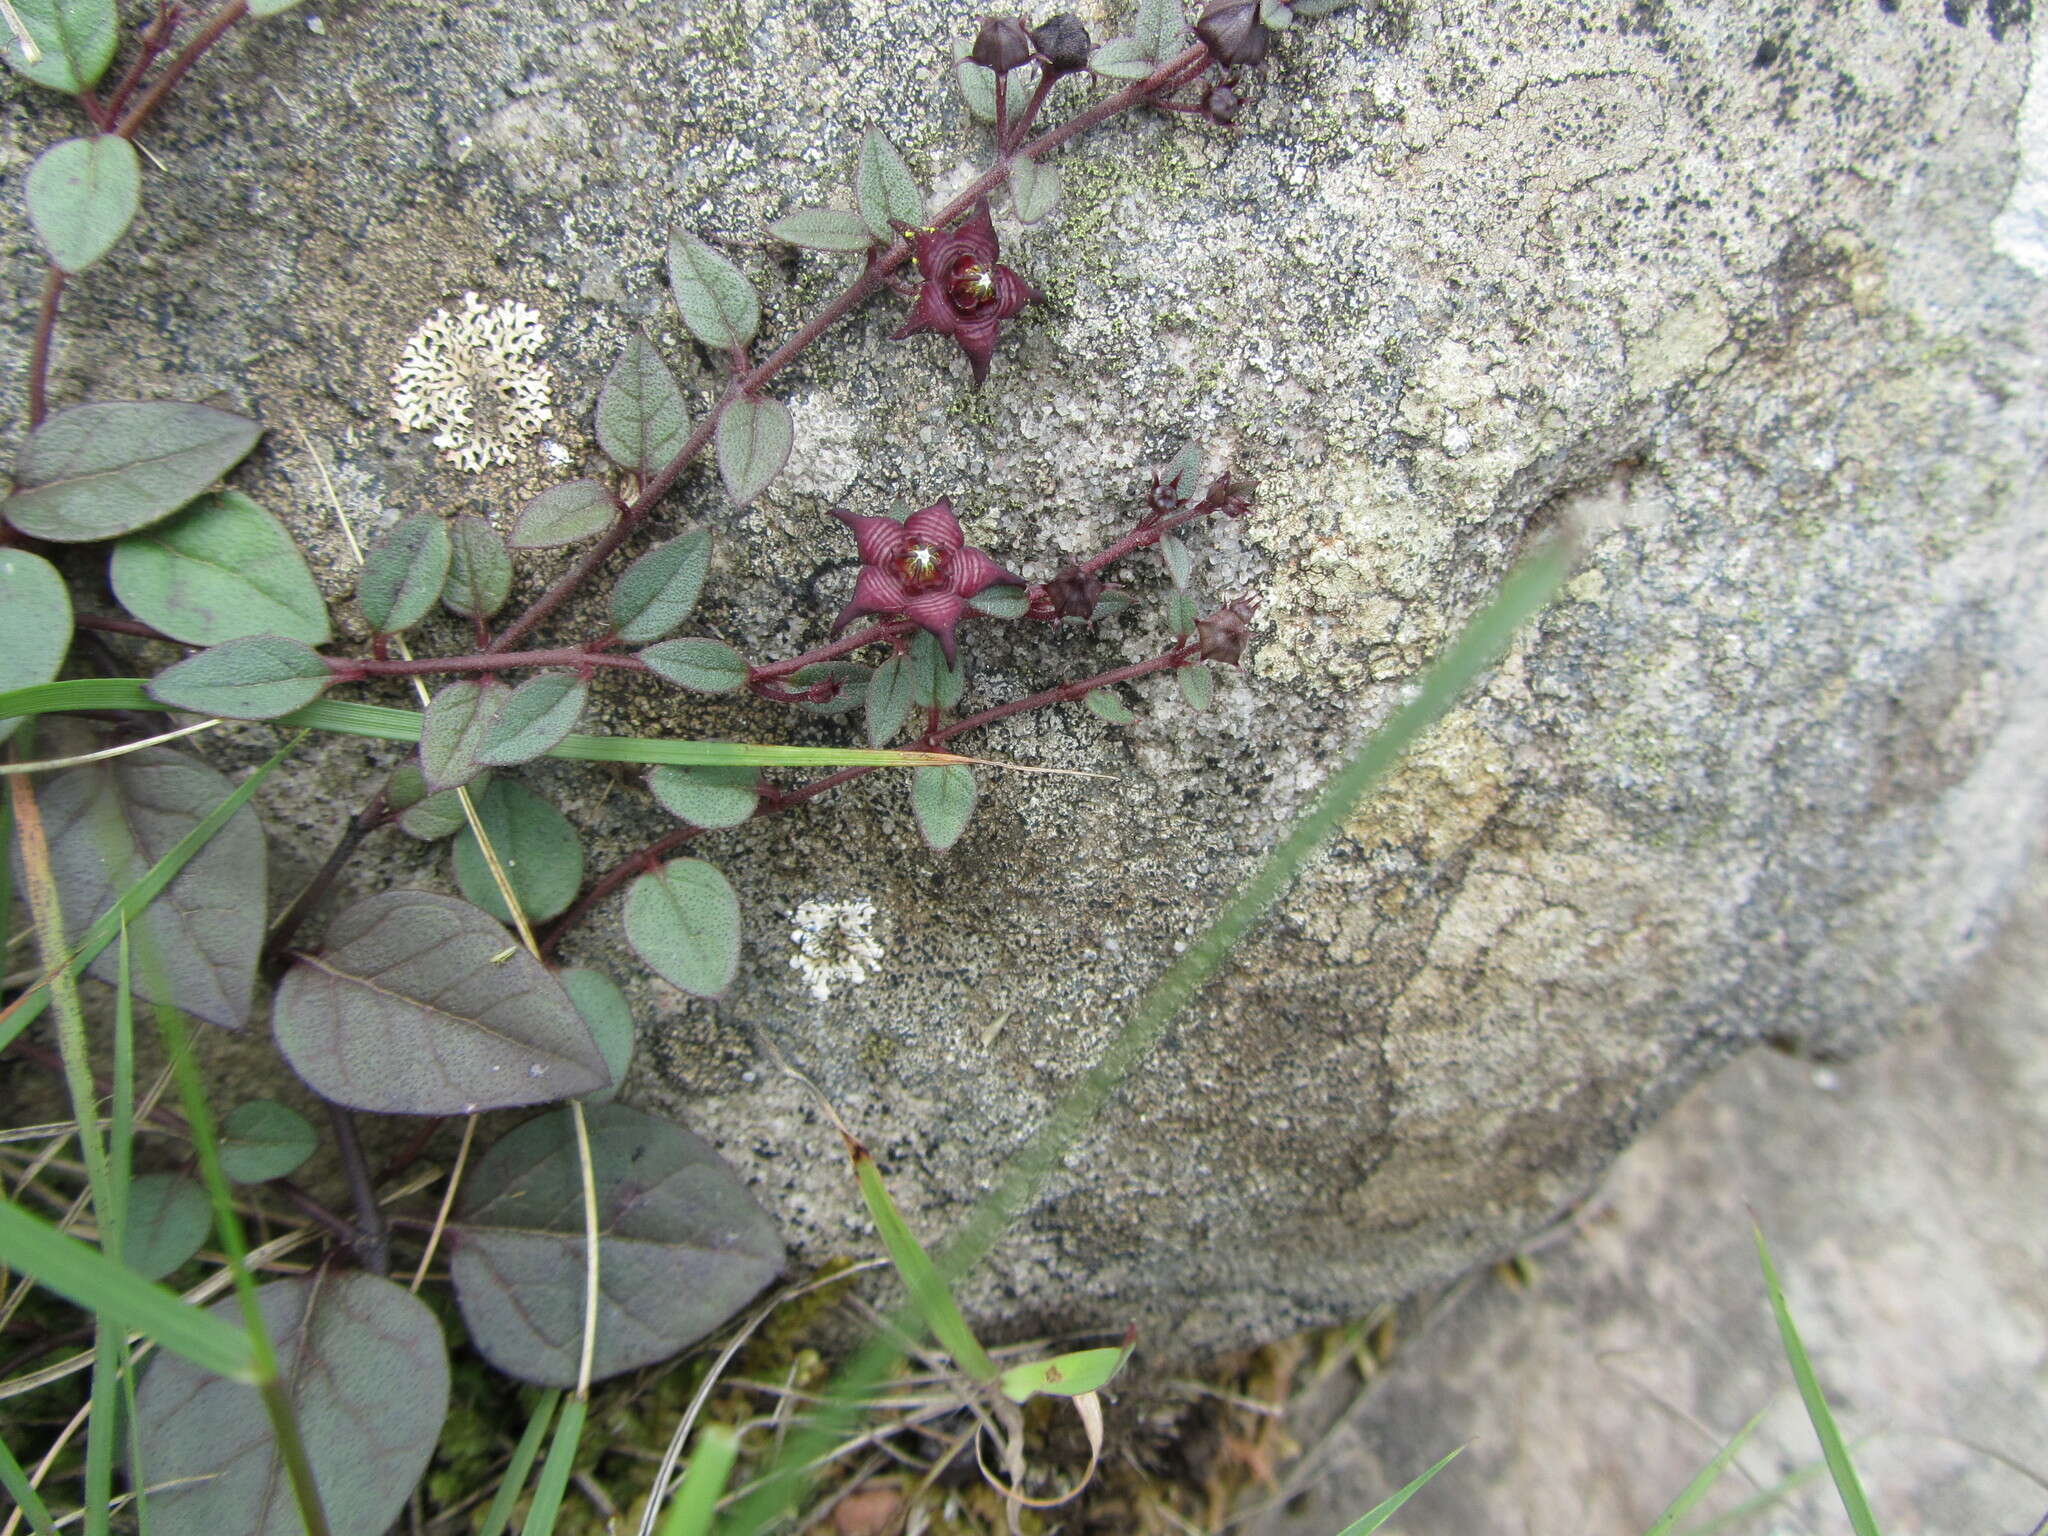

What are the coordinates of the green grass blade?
(0, 732, 304, 1051)
(1754, 1227, 1881, 1536)
(0, 681, 966, 769)
(1673, 1453, 1838, 1536)
(1642, 1405, 1769, 1536)
(519, 1393, 589, 1536)
(721, 545, 1571, 1535)
(0, 1198, 253, 1381)
(0, 1432, 59, 1536)
(1332, 1446, 1465, 1535)
(850, 1140, 995, 1382)
(84, 930, 138, 1536)
(654, 1424, 739, 1536)
(477, 1389, 563, 1536)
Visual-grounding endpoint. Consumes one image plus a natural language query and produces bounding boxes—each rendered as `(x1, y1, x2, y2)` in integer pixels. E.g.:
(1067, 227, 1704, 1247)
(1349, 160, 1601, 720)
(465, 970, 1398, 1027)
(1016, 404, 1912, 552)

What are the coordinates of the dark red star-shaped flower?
(891, 199, 1041, 387)
(830, 499, 1023, 664)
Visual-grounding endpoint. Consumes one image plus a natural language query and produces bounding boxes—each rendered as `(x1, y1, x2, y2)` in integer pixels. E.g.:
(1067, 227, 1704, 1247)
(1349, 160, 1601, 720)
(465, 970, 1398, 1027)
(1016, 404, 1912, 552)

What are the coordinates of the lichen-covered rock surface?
(8, 0, 2048, 1355)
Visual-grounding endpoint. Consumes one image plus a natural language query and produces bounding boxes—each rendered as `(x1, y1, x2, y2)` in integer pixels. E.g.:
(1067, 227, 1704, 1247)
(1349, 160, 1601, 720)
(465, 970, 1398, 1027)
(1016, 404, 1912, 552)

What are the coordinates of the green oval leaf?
(147, 635, 333, 720)
(2, 0, 116, 91)
(119, 1172, 211, 1281)
(999, 1341, 1134, 1404)
(473, 672, 587, 768)
(1135, 0, 1184, 64)
(1177, 661, 1214, 710)
(788, 660, 867, 715)
(1166, 589, 1199, 637)
(1259, 0, 1294, 25)
(441, 515, 512, 620)
(667, 233, 759, 351)
(715, 395, 792, 509)
(451, 776, 584, 924)
(908, 631, 964, 710)
(596, 335, 689, 476)
(648, 762, 758, 830)
(1160, 532, 1193, 590)
(610, 528, 710, 644)
(1, 401, 261, 544)
(510, 480, 616, 549)
(216, 1100, 317, 1183)
(109, 490, 331, 646)
(133, 1273, 450, 1536)
(450, 1105, 782, 1386)
(638, 638, 748, 694)
(15, 748, 265, 1028)
(864, 654, 914, 748)
(272, 890, 608, 1114)
(25, 135, 139, 273)
(559, 968, 632, 1105)
(966, 583, 1028, 619)
(1009, 156, 1060, 225)
(1088, 37, 1155, 77)
(0, 549, 71, 744)
(1083, 687, 1135, 724)
(910, 764, 976, 851)
(394, 772, 491, 841)
(765, 208, 874, 252)
(856, 130, 923, 242)
(419, 680, 501, 792)
(950, 37, 999, 123)
(356, 515, 450, 635)
(623, 857, 741, 997)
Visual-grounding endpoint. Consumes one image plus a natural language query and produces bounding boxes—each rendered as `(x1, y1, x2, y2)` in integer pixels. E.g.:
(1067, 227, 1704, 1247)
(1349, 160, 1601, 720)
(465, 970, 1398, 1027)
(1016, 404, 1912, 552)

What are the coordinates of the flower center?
(896, 543, 946, 586)
(948, 259, 998, 310)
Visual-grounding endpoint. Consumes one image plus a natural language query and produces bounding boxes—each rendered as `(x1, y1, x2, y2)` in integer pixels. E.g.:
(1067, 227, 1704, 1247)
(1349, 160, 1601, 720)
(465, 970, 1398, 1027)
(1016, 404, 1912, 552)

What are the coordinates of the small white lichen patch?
(390, 293, 553, 473)
(788, 896, 884, 1002)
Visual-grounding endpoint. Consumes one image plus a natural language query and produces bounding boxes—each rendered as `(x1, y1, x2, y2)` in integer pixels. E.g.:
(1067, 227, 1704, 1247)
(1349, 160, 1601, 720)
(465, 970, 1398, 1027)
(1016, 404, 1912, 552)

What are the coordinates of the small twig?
(114, 0, 248, 139)
(264, 787, 391, 965)
(27, 267, 65, 429)
(407, 1115, 475, 1295)
(323, 1102, 390, 1275)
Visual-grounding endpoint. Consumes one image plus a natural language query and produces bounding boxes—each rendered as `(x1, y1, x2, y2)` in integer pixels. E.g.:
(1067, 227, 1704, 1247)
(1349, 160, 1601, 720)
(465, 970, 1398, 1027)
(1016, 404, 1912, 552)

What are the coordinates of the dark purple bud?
(1195, 597, 1257, 666)
(1196, 0, 1269, 68)
(1030, 13, 1092, 73)
(971, 15, 1036, 73)
(1199, 471, 1256, 519)
(1204, 83, 1242, 124)
(1043, 565, 1105, 619)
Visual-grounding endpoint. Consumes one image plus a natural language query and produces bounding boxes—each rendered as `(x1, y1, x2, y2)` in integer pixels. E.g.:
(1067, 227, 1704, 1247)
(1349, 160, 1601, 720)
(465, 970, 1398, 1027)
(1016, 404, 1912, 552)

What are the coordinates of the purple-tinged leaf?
(1, 402, 260, 543)
(966, 584, 1029, 619)
(0, 550, 71, 744)
(1009, 157, 1061, 224)
(1083, 688, 1135, 724)
(1134, 0, 1184, 63)
(1166, 589, 1199, 637)
(951, 37, 999, 123)
(25, 135, 139, 273)
(450, 777, 584, 923)
(419, 679, 503, 791)
(596, 335, 690, 476)
(638, 638, 748, 694)
(855, 130, 923, 243)
(441, 515, 512, 620)
(450, 1105, 782, 1386)
(356, 515, 450, 635)
(765, 208, 874, 253)
(910, 764, 975, 851)
(609, 529, 710, 644)
(133, 1273, 450, 1536)
(3, 0, 116, 92)
(623, 858, 740, 997)
(272, 890, 607, 1114)
(510, 480, 616, 549)
(147, 635, 333, 721)
(649, 763, 758, 830)
(119, 1172, 210, 1280)
(1160, 532, 1194, 590)
(15, 748, 264, 1028)
(864, 655, 915, 747)
(668, 233, 761, 351)
(788, 661, 868, 716)
(1088, 37, 1154, 76)
(715, 396, 792, 509)
(472, 672, 587, 768)
(1177, 661, 1214, 710)
(559, 968, 632, 1105)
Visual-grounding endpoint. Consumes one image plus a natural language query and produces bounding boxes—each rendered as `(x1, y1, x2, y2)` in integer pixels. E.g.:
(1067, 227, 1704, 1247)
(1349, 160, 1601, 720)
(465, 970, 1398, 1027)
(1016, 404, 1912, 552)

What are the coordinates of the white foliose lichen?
(788, 896, 885, 1002)
(390, 293, 553, 473)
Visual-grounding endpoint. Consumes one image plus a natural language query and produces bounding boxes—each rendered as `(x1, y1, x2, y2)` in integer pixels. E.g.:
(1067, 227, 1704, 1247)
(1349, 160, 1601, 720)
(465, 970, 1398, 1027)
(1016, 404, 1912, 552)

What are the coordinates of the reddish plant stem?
(487, 44, 1214, 656)
(27, 268, 65, 429)
(75, 612, 177, 642)
(540, 639, 1200, 956)
(1078, 500, 1225, 579)
(749, 619, 909, 682)
(324, 1100, 389, 1275)
(114, 0, 248, 139)
(75, 91, 111, 130)
(104, 3, 184, 121)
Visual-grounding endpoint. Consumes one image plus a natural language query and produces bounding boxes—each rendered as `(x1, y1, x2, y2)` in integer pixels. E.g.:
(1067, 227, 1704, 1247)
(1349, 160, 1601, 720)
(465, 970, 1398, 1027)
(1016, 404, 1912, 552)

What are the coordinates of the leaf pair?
(419, 673, 588, 789)
(770, 129, 922, 252)
(594, 330, 791, 508)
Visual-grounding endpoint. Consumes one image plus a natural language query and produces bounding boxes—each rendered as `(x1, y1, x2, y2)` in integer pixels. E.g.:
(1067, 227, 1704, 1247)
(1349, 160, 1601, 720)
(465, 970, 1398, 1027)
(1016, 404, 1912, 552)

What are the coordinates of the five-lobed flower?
(830, 498, 1024, 664)
(891, 198, 1041, 387)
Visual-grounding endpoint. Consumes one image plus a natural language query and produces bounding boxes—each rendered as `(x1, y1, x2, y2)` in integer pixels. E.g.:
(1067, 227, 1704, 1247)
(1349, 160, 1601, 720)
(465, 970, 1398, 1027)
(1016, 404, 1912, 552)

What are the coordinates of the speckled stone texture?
(7, 0, 2047, 1356)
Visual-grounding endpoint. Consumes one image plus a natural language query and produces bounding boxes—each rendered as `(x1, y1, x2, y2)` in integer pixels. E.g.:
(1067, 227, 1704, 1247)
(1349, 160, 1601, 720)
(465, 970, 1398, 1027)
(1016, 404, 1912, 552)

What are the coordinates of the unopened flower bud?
(1204, 83, 1242, 123)
(1195, 598, 1256, 666)
(1199, 471, 1256, 519)
(1196, 0, 1269, 68)
(1043, 565, 1105, 619)
(971, 15, 1036, 73)
(1030, 13, 1092, 73)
